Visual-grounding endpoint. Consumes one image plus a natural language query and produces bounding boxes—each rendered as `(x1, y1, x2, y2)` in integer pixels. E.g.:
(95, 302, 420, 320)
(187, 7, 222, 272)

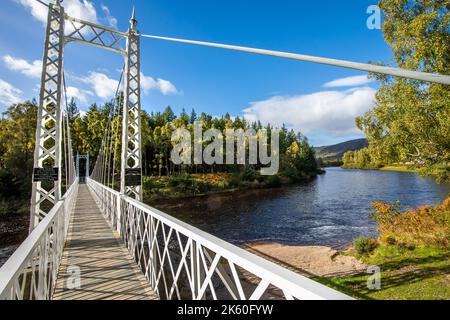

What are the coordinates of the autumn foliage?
(371, 197, 450, 247)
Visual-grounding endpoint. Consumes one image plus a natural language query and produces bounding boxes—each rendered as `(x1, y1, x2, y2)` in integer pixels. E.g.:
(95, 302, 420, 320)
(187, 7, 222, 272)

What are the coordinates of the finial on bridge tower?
(130, 5, 138, 29)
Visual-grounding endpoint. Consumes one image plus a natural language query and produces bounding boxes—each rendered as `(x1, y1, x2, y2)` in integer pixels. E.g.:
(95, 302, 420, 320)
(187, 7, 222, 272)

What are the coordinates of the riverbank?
(143, 171, 321, 202)
(245, 197, 450, 300)
(245, 242, 366, 277)
(379, 165, 419, 173)
(342, 163, 450, 183)
(244, 242, 449, 300)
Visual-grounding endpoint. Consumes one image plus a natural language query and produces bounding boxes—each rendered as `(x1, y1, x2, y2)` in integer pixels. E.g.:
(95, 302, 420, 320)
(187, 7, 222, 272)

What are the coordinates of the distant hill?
(314, 139, 367, 163)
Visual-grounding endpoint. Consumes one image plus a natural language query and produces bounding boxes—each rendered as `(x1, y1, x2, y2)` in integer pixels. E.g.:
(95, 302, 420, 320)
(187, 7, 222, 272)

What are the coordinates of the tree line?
(0, 97, 320, 212)
(343, 0, 449, 182)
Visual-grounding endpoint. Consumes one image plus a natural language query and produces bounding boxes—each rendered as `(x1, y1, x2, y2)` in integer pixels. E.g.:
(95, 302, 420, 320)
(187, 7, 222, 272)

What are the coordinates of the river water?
(151, 168, 450, 248)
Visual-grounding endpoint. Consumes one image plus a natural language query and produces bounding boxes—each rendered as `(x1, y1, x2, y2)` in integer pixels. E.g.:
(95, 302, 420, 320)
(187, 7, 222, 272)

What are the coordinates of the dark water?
(151, 168, 450, 248)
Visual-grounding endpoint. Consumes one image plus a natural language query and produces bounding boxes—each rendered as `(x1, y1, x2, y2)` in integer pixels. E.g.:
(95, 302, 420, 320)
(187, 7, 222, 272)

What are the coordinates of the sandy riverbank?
(244, 242, 367, 277)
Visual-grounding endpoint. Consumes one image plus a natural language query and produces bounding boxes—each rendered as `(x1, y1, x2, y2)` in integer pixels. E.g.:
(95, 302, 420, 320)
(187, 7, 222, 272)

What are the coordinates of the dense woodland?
(342, 0, 450, 182)
(0, 99, 320, 221)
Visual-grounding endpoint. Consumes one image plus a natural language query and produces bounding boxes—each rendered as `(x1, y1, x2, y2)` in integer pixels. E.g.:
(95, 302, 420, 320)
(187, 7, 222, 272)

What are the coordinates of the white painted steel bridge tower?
(30, 1, 143, 230)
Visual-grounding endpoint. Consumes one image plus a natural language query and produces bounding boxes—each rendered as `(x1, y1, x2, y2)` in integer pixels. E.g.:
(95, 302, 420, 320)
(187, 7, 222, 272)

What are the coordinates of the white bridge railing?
(0, 179, 79, 300)
(87, 178, 352, 300)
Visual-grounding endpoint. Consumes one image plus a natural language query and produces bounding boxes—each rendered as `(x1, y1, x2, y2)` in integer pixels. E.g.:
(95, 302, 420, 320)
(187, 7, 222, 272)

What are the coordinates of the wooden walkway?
(53, 185, 158, 300)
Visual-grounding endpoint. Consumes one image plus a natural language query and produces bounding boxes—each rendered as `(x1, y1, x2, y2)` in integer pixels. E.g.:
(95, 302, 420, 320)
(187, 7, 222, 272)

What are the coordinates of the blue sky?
(0, 0, 394, 146)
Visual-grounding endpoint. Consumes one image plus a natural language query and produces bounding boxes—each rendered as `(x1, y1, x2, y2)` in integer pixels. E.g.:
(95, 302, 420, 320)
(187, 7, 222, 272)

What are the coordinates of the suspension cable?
(33, 0, 449, 85)
(63, 72, 76, 187)
(91, 66, 125, 187)
(141, 34, 450, 85)
(33, 0, 49, 8)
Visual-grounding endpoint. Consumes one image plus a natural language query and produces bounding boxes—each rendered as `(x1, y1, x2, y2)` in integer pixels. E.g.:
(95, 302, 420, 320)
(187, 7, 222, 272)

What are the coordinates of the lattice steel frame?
(64, 15, 127, 55)
(120, 27, 143, 200)
(31, 3, 142, 229)
(30, 3, 65, 230)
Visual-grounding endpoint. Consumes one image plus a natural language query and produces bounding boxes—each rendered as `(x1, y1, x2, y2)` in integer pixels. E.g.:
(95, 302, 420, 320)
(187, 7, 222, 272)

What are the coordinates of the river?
(151, 168, 450, 248)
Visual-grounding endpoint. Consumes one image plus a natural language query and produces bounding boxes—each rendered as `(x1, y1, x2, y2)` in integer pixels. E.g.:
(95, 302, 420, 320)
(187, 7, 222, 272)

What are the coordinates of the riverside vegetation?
(342, 0, 450, 183)
(324, 197, 450, 300)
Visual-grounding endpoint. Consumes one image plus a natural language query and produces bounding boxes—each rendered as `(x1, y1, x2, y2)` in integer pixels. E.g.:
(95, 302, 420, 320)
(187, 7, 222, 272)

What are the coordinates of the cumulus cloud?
(0, 79, 22, 107)
(17, 0, 98, 25)
(141, 73, 179, 96)
(242, 87, 376, 139)
(323, 75, 374, 88)
(73, 71, 179, 100)
(66, 86, 94, 104)
(101, 5, 117, 28)
(79, 72, 119, 99)
(2, 55, 42, 79)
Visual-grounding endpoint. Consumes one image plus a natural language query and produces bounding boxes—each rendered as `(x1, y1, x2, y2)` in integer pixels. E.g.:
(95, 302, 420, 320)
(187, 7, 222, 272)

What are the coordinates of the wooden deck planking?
(53, 185, 158, 300)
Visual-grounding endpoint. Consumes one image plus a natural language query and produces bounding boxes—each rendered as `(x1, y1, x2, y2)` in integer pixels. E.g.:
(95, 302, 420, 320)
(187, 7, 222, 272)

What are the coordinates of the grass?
(325, 245, 449, 300)
(322, 197, 450, 300)
(143, 172, 288, 201)
(380, 165, 419, 173)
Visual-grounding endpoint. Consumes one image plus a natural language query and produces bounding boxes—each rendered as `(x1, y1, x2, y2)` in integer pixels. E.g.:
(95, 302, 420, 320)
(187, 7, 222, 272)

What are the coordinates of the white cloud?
(66, 86, 94, 104)
(0, 79, 22, 107)
(79, 72, 119, 99)
(74, 71, 179, 100)
(2, 55, 42, 79)
(17, 0, 99, 25)
(101, 5, 117, 28)
(141, 73, 179, 96)
(17, 0, 118, 36)
(16, 0, 48, 24)
(323, 75, 374, 88)
(242, 87, 376, 138)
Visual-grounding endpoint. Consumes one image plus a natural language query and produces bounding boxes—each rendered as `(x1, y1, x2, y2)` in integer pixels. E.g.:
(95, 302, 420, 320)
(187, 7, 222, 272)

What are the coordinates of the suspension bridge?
(0, 0, 448, 301)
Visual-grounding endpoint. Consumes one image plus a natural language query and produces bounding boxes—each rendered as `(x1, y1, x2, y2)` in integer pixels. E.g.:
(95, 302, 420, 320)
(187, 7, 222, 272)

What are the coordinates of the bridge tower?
(30, 2, 143, 230)
(30, 1, 65, 230)
(120, 7, 143, 201)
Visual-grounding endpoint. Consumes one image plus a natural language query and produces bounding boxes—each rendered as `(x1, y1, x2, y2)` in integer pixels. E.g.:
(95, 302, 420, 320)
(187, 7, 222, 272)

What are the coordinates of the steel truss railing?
(0, 179, 79, 300)
(87, 178, 352, 300)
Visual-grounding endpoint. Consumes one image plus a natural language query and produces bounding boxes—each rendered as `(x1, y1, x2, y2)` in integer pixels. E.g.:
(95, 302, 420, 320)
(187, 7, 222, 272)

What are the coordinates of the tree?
(355, 0, 449, 176)
(66, 97, 80, 123)
(190, 108, 197, 124)
(0, 102, 37, 198)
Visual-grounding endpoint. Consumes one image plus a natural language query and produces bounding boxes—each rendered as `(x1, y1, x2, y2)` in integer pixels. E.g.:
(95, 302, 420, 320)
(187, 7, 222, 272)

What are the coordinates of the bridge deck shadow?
(53, 185, 158, 300)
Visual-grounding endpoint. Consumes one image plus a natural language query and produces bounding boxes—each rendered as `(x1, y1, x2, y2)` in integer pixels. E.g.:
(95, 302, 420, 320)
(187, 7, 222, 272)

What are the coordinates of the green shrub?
(227, 174, 241, 187)
(354, 236, 378, 255)
(264, 175, 281, 187)
(386, 235, 397, 245)
(241, 167, 257, 181)
(143, 176, 165, 190)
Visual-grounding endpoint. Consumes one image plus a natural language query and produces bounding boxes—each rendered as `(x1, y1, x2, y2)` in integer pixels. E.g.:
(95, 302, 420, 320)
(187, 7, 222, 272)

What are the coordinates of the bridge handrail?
(0, 179, 79, 300)
(87, 178, 353, 300)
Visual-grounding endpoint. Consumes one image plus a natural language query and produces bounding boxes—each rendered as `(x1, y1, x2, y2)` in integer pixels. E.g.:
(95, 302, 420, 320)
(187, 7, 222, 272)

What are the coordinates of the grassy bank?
(379, 165, 419, 173)
(325, 197, 450, 300)
(326, 245, 449, 300)
(143, 170, 320, 201)
(342, 162, 450, 183)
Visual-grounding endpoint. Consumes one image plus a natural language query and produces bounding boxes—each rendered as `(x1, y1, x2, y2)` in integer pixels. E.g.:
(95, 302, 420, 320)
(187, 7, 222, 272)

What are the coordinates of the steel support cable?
(62, 73, 71, 188)
(111, 95, 122, 190)
(105, 65, 125, 188)
(141, 34, 450, 85)
(33, 0, 49, 8)
(102, 67, 124, 187)
(63, 73, 76, 185)
(91, 66, 124, 186)
(34, 0, 449, 85)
